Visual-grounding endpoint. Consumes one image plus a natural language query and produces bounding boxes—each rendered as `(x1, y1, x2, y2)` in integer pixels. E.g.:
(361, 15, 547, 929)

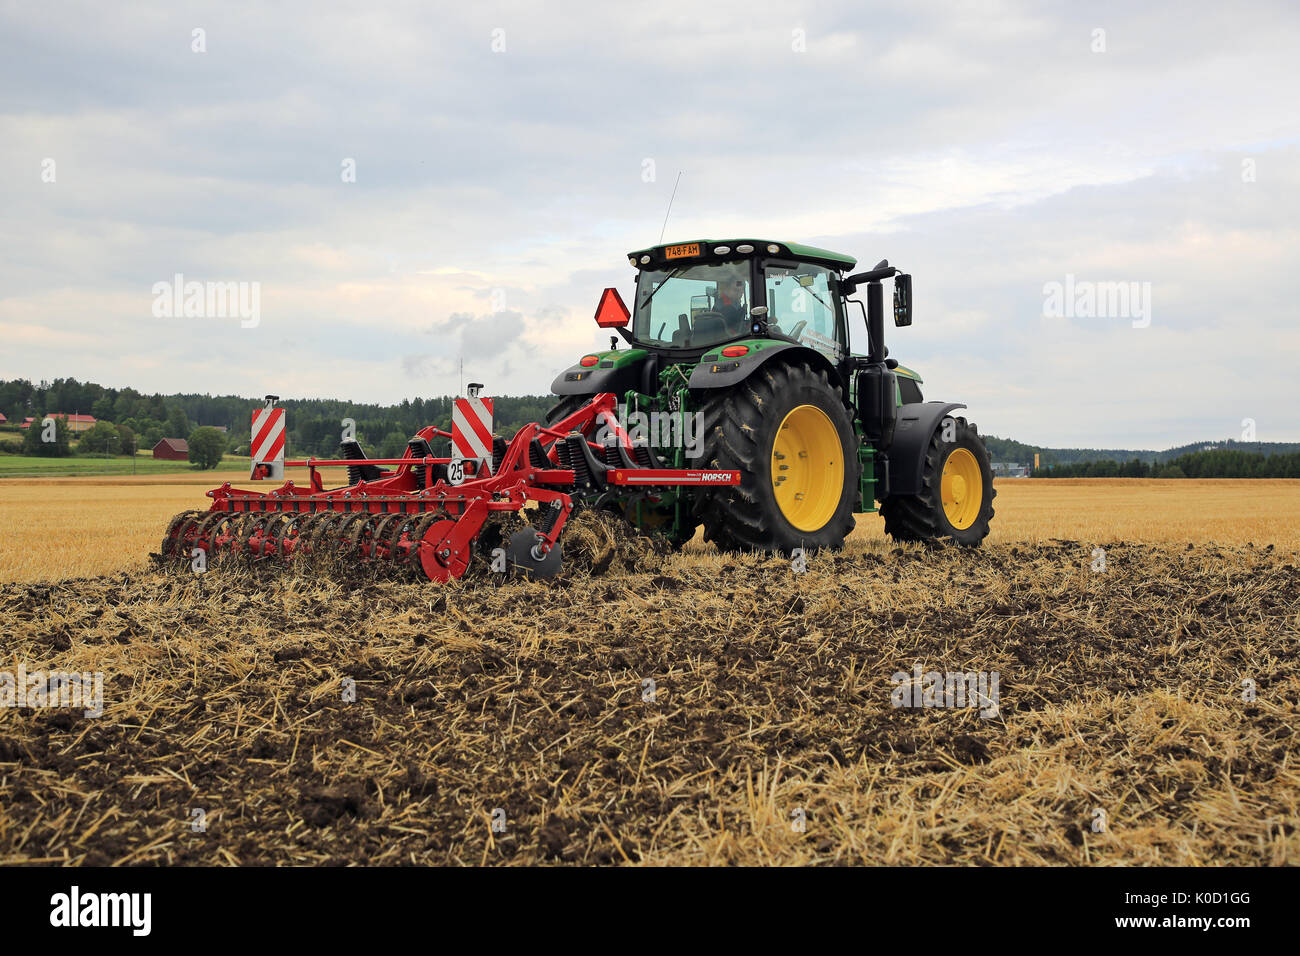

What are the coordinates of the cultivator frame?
(160, 393, 738, 582)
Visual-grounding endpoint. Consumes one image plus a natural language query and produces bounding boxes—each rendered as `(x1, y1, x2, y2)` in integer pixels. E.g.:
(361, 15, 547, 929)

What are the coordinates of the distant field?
(0, 477, 1294, 584)
(915, 477, 1297, 549)
(0, 454, 252, 478)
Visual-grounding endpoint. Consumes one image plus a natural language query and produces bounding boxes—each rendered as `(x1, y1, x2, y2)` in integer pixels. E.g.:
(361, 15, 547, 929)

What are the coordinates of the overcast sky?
(2, 0, 1297, 447)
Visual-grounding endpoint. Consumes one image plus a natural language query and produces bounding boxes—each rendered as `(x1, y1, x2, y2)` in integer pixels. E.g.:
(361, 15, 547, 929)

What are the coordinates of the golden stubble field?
(0, 478, 1297, 866)
(3, 477, 1299, 583)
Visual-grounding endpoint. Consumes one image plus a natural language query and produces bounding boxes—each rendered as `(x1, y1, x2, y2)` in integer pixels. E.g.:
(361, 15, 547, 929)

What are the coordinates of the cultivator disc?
(159, 392, 740, 583)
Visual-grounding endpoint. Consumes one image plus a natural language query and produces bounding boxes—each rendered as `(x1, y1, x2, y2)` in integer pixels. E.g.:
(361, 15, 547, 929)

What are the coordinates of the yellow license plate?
(664, 243, 699, 260)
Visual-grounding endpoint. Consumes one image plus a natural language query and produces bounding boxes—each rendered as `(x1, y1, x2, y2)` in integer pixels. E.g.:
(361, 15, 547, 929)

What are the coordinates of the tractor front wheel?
(880, 416, 995, 546)
(694, 360, 861, 554)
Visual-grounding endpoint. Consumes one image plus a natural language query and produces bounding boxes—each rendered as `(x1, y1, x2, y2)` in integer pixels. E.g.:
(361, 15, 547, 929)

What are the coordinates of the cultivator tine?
(225, 514, 256, 560)
(304, 513, 340, 556)
(405, 515, 443, 565)
(343, 514, 374, 558)
(276, 515, 305, 559)
(371, 514, 402, 561)
(160, 510, 203, 559)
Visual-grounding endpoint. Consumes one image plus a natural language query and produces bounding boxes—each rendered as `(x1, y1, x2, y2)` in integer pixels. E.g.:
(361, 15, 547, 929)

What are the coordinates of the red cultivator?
(160, 393, 737, 582)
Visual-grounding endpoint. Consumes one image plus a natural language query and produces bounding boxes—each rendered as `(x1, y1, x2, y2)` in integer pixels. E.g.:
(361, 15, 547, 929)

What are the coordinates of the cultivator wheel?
(415, 519, 466, 582)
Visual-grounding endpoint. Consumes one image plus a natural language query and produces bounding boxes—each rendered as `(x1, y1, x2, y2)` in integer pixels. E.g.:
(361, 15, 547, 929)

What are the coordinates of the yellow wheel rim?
(771, 404, 844, 532)
(941, 447, 983, 530)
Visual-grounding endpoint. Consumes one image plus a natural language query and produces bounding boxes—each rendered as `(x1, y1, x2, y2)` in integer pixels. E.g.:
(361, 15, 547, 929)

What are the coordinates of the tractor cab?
(623, 240, 855, 359)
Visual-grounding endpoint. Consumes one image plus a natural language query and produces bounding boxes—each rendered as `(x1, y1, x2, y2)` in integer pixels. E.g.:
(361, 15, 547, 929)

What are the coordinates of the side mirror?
(893, 274, 912, 327)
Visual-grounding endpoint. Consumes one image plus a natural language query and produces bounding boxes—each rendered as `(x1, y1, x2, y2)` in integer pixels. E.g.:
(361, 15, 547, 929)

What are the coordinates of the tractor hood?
(551, 348, 650, 396)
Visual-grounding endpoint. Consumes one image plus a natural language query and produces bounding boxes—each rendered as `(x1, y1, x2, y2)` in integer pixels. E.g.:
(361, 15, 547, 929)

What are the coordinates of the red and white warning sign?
(250, 404, 286, 480)
(452, 395, 494, 471)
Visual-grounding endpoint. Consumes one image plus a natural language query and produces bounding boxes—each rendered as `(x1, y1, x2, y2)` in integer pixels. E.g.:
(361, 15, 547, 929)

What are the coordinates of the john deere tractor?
(549, 239, 995, 552)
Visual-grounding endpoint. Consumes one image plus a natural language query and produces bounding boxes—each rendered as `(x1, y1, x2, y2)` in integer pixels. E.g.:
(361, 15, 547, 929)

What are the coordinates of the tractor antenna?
(658, 171, 683, 243)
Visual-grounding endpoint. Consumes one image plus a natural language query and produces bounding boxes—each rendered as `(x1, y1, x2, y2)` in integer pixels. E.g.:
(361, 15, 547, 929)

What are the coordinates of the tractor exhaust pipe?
(866, 280, 885, 365)
(845, 259, 897, 366)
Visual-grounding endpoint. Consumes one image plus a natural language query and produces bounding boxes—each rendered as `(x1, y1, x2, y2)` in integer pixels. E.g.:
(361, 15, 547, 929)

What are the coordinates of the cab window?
(898, 377, 923, 405)
(632, 262, 752, 349)
(764, 263, 842, 358)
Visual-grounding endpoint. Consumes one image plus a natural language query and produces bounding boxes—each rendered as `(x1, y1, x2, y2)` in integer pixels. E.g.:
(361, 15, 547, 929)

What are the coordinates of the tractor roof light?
(713, 245, 731, 255)
(766, 243, 780, 253)
(628, 256, 637, 266)
(736, 243, 754, 254)
(639, 255, 651, 264)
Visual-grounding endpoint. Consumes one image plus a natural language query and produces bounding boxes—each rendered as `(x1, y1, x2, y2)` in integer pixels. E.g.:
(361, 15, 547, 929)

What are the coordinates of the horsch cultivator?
(160, 391, 738, 582)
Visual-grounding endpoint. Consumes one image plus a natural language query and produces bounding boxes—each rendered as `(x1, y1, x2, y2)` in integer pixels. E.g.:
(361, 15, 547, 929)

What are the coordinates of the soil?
(1, 537, 1296, 865)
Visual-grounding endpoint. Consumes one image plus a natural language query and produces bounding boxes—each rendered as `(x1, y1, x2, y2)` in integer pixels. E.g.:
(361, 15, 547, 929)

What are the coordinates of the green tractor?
(549, 239, 995, 552)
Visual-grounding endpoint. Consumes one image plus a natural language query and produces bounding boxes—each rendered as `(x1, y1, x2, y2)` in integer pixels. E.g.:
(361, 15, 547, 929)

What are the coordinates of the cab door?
(761, 261, 846, 360)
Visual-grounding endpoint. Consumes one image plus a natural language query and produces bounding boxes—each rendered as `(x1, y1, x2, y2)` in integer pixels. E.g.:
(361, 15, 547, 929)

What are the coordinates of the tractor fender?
(886, 401, 967, 497)
(551, 351, 650, 396)
(687, 342, 843, 391)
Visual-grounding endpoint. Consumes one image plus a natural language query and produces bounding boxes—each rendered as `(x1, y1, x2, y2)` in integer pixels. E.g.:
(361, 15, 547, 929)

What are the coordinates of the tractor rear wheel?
(545, 395, 592, 428)
(693, 360, 860, 553)
(880, 416, 995, 546)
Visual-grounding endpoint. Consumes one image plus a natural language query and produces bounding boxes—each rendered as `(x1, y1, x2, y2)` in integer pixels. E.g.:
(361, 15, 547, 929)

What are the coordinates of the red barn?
(17, 414, 96, 431)
(153, 438, 189, 461)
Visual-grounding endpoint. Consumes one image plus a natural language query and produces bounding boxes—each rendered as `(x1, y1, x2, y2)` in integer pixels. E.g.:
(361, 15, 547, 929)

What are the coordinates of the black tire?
(692, 360, 860, 554)
(880, 416, 995, 546)
(545, 395, 591, 427)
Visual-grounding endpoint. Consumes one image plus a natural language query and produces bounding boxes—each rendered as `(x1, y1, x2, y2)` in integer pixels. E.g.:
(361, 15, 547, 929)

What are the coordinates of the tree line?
(8, 377, 1295, 477)
(1, 377, 563, 463)
(1034, 449, 1300, 478)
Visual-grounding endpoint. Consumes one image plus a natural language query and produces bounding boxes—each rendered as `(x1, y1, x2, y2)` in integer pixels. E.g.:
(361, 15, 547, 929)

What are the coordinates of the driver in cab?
(711, 278, 749, 333)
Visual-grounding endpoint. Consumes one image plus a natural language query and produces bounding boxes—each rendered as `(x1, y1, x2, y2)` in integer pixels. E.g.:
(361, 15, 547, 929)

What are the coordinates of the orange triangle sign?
(594, 287, 630, 328)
